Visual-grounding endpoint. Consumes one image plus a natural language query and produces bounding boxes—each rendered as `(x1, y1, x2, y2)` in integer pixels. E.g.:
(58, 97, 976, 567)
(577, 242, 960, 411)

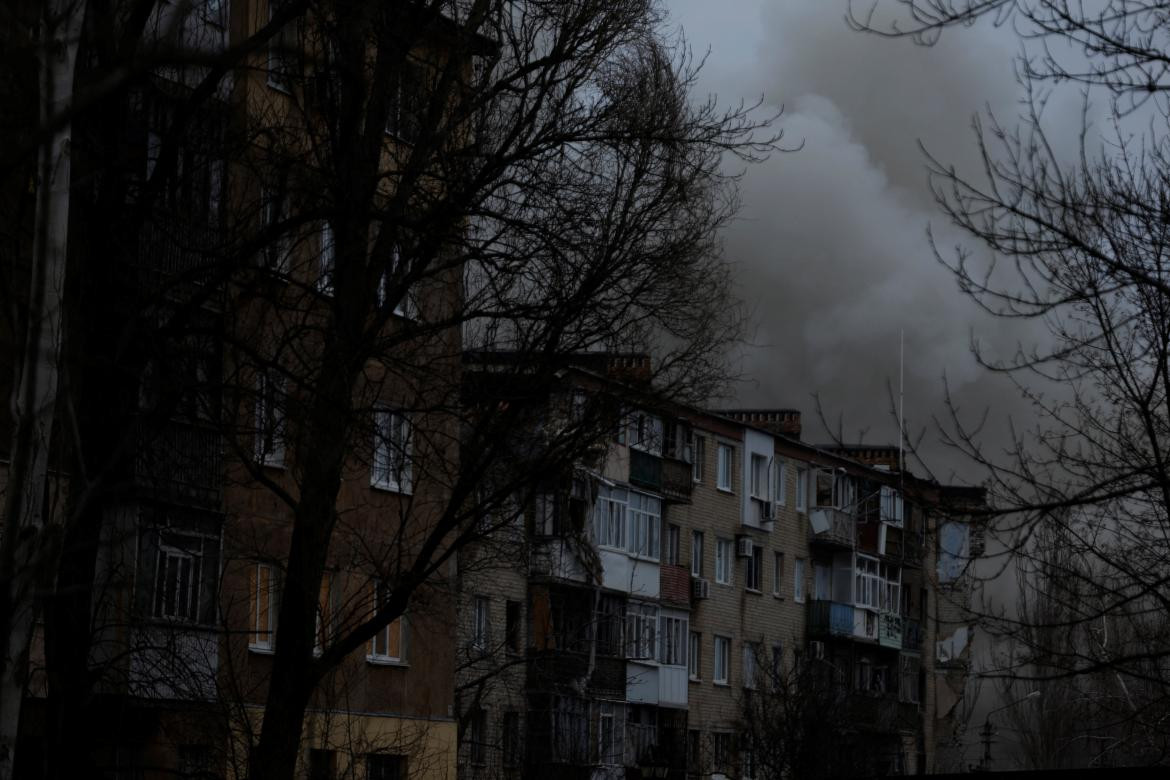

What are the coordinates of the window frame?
(745, 545, 762, 592)
(371, 406, 412, 494)
(692, 435, 705, 482)
(716, 443, 734, 492)
(793, 557, 806, 604)
(715, 538, 732, 585)
(688, 631, 701, 680)
(249, 562, 277, 653)
(795, 466, 808, 513)
(255, 369, 287, 468)
(691, 530, 704, 577)
(772, 552, 784, 598)
(367, 581, 407, 665)
(472, 595, 490, 652)
(666, 523, 680, 566)
(713, 635, 731, 685)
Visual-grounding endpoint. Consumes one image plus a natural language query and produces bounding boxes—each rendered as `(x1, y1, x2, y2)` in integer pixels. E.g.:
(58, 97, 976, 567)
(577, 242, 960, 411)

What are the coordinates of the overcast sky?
(666, 1, 1096, 483)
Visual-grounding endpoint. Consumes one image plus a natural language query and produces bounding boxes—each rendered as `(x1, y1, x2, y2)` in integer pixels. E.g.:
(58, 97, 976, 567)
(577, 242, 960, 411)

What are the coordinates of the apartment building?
(455, 367, 985, 779)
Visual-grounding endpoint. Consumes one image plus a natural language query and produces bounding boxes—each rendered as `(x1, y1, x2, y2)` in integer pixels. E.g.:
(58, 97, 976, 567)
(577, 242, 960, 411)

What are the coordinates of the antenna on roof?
(899, 328, 905, 479)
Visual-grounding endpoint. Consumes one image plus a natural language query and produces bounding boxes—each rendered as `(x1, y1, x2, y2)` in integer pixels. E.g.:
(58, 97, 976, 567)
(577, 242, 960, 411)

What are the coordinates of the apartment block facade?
(454, 366, 986, 780)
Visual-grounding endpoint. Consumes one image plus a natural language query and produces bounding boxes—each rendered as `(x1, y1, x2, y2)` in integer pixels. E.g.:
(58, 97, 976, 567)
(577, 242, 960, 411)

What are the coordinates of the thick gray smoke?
(670, 1, 1092, 483)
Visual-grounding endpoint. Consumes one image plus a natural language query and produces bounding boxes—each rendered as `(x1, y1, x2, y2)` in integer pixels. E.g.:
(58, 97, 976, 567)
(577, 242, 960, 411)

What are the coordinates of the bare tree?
(849, 0, 1170, 767)
(1, 0, 778, 777)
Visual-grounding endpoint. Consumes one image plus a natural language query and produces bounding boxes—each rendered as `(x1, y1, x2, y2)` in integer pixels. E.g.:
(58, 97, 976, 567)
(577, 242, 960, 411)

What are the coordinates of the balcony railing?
(808, 600, 854, 638)
(809, 506, 855, 547)
(132, 210, 222, 297)
(878, 613, 903, 649)
(629, 448, 662, 491)
(660, 456, 693, 500)
(902, 618, 923, 651)
(133, 419, 222, 506)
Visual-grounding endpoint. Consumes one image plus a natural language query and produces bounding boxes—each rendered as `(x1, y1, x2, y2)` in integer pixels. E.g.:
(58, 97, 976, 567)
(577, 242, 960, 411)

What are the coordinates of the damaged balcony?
(809, 506, 855, 547)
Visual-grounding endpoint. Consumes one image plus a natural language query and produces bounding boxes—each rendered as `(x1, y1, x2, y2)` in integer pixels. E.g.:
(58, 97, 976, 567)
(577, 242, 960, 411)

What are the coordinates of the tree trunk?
(0, 1, 84, 777)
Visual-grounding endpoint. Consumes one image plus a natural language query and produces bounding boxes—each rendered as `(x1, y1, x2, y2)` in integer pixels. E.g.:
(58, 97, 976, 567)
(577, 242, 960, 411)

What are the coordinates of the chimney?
(718, 409, 802, 440)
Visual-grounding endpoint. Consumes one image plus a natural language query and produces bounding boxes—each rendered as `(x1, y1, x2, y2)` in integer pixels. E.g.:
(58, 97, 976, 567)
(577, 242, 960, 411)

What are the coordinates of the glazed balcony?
(807, 600, 854, 638)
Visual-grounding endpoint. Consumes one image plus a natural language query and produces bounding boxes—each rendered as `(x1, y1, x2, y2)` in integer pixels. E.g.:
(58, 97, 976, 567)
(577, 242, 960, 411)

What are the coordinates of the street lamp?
(977, 690, 1041, 772)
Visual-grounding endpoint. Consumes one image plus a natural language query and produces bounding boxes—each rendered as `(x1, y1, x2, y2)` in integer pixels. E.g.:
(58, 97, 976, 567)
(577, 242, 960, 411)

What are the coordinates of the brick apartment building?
(454, 363, 985, 779)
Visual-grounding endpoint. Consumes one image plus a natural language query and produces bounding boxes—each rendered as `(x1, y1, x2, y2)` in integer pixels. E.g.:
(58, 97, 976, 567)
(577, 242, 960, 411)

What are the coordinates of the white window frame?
(376, 244, 415, 318)
(666, 523, 680, 566)
(626, 491, 661, 560)
(713, 636, 730, 685)
(715, 538, 732, 585)
(749, 453, 768, 499)
(372, 406, 412, 494)
(743, 643, 758, 690)
(745, 546, 762, 592)
(659, 614, 688, 666)
(716, 444, 734, 492)
(881, 485, 904, 526)
(154, 545, 200, 622)
(368, 582, 407, 665)
(625, 602, 658, 661)
(255, 369, 286, 467)
(249, 563, 277, 653)
(775, 460, 787, 507)
(793, 557, 806, 603)
(691, 530, 704, 577)
(855, 555, 881, 610)
(772, 552, 784, 597)
(629, 411, 663, 455)
(594, 485, 627, 550)
(688, 631, 701, 680)
(795, 466, 808, 513)
(472, 596, 490, 651)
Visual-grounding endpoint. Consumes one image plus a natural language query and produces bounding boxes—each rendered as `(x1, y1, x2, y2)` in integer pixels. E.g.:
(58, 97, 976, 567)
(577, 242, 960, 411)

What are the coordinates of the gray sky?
(667, 1, 1092, 482)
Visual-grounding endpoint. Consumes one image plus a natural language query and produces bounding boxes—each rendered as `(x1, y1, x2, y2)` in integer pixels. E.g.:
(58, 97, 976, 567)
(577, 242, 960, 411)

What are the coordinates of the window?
(750, 453, 768, 499)
(742, 643, 757, 689)
(666, 524, 680, 565)
(772, 552, 784, 597)
(715, 538, 732, 585)
(255, 369, 286, 467)
(659, 614, 688, 666)
(691, 530, 704, 577)
(881, 485, 904, 525)
(317, 221, 334, 294)
(629, 411, 663, 454)
(625, 603, 658, 660)
(815, 468, 854, 509)
(260, 184, 292, 273)
(372, 407, 412, 493)
(775, 461, 787, 506)
(795, 466, 808, 512)
(249, 563, 277, 652)
(745, 546, 762, 592)
(502, 711, 521, 767)
(369, 582, 406, 663)
(688, 631, 701, 679)
(899, 654, 921, 703)
(595, 595, 624, 656)
(375, 244, 415, 318)
(385, 61, 424, 142)
(627, 491, 661, 559)
(712, 733, 732, 773)
(472, 596, 490, 651)
(598, 702, 621, 765)
(713, 636, 730, 684)
(365, 754, 404, 780)
(880, 562, 901, 613)
(594, 485, 627, 549)
(716, 444, 733, 491)
(505, 600, 521, 653)
(154, 546, 200, 621)
(794, 558, 806, 603)
(814, 563, 831, 601)
(468, 709, 487, 765)
(855, 556, 880, 610)
(692, 435, 705, 482)
(266, 0, 299, 92)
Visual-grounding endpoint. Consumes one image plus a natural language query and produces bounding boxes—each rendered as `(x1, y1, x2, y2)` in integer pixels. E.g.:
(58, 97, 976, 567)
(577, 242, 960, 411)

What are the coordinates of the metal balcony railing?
(809, 506, 855, 547)
(660, 456, 693, 500)
(133, 419, 223, 505)
(629, 448, 662, 491)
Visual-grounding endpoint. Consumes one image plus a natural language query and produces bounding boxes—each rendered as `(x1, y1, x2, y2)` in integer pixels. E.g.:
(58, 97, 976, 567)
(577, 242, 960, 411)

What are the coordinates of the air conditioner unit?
(737, 537, 754, 558)
(809, 640, 826, 660)
(691, 577, 711, 600)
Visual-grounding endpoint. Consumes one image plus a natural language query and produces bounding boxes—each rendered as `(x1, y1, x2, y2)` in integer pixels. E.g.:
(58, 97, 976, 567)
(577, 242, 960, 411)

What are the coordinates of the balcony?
(660, 456, 693, 501)
(131, 210, 223, 300)
(878, 613, 903, 649)
(808, 600, 854, 638)
(809, 506, 855, 547)
(133, 420, 222, 507)
(628, 448, 662, 491)
(902, 618, 923, 651)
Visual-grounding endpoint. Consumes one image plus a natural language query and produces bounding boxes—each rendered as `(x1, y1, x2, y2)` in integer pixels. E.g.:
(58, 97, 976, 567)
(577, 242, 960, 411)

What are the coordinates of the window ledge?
(371, 480, 412, 496)
(716, 487, 734, 495)
(688, 676, 702, 684)
(772, 594, 785, 601)
(248, 645, 275, 655)
(366, 656, 409, 668)
(745, 587, 762, 595)
(713, 681, 730, 688)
